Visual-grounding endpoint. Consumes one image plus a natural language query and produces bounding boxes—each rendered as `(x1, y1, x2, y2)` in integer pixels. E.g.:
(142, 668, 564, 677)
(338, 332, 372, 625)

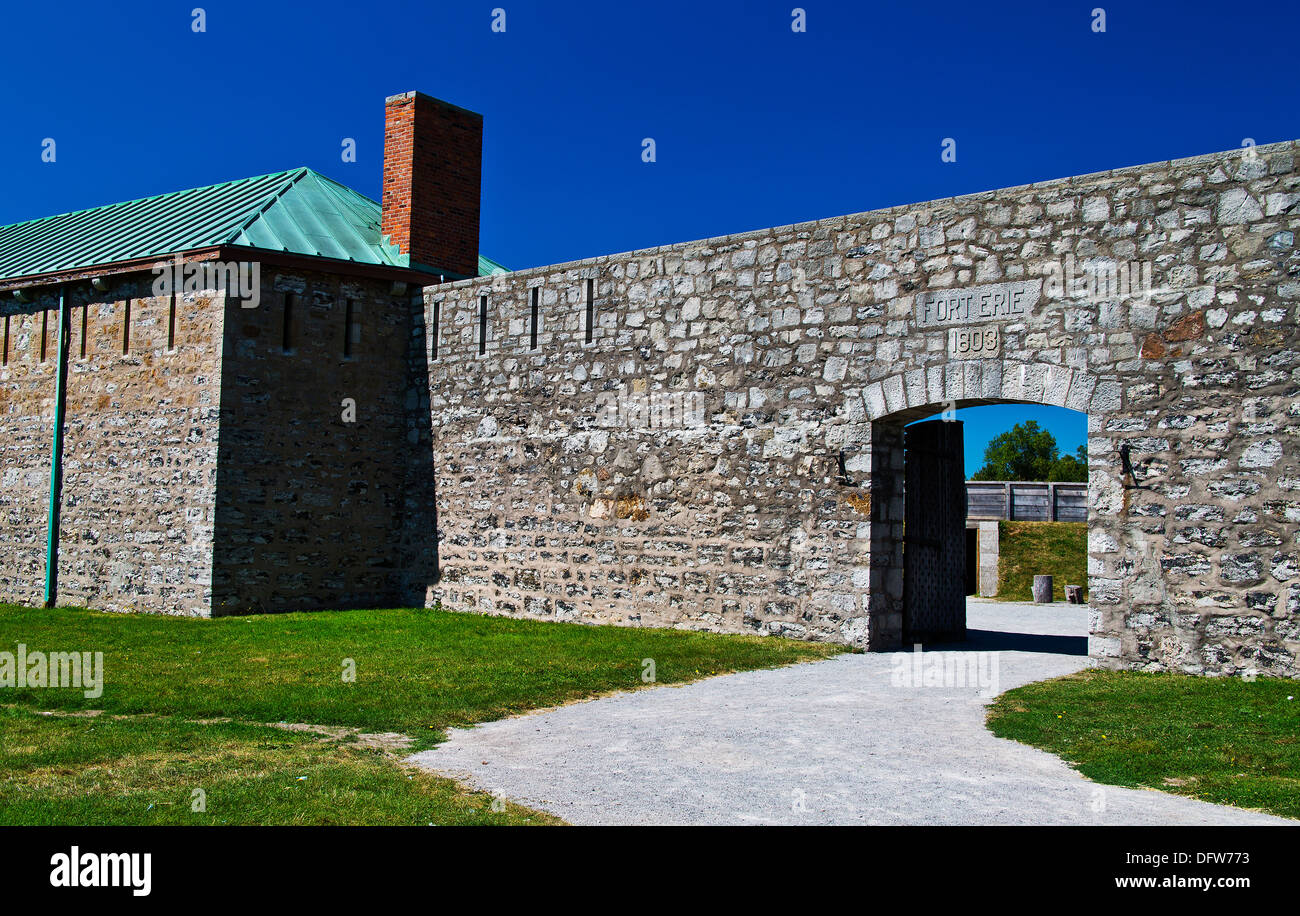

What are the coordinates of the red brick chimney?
(382, 92, 482, 278)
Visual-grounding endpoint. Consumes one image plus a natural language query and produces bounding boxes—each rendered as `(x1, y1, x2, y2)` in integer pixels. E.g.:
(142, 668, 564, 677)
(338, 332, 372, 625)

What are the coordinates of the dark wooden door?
(903, 420, 967, 644)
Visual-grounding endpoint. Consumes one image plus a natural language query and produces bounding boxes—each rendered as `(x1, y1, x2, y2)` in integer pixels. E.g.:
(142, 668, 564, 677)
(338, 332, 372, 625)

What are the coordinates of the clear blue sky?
(3, 0, 1294, 468)
(945, 405, 1085, 479)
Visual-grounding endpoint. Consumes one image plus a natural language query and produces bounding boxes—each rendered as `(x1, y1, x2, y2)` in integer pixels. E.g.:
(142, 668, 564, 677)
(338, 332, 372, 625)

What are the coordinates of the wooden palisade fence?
(965, 481, 1087, 522)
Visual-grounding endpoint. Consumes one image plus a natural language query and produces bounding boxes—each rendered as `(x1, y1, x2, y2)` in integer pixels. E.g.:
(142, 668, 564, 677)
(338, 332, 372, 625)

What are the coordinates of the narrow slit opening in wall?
(122, 298, 131, 355)
(167, 294, 176, 351)
(79, 305, 88, 359)
(2, 314, 9, 366)
(343, 299, 355, 358)
(40, 308, 48, 362)
(478, 295, 487, 356)
(585, 278, 594, 344)
(529, 287, 539, 350)
(430, 300, 440, 361)
(282, 293, 294, 353)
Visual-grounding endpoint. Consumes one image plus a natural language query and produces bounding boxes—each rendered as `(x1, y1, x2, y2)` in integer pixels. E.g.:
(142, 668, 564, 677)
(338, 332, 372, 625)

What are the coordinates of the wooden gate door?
(903, 420, 967, 644)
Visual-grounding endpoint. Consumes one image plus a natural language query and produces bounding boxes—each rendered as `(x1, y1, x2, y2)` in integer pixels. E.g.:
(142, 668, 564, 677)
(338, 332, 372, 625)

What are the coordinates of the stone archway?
(860, 360, 1111, 653)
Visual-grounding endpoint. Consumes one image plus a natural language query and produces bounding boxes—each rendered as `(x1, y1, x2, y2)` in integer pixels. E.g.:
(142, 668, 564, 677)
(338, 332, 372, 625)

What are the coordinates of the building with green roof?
(0, 92, 498, 615)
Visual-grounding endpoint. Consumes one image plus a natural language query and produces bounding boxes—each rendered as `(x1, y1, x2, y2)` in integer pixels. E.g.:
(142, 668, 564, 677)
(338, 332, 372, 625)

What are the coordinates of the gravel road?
(408, 600, 1293, 825)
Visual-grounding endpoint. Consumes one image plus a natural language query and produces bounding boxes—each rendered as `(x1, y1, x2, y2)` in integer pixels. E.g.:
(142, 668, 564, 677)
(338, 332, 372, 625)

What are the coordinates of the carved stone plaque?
(916, 279, 1042, 329)
(948, 325, 1001, 359)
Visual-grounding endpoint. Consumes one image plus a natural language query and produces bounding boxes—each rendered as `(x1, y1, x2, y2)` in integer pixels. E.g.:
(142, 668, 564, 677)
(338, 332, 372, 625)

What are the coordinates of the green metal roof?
(477, 254, 509, 275)
(0, 167, 506, 282)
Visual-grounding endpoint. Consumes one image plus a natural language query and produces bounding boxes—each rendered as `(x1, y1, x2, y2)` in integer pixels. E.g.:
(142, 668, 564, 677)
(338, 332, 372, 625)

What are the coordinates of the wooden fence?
(965, 481, 1087, 522)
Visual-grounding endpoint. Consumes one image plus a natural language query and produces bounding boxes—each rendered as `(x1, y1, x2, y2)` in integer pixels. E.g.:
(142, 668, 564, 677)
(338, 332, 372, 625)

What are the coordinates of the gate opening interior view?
(868, 402, 1089, 650)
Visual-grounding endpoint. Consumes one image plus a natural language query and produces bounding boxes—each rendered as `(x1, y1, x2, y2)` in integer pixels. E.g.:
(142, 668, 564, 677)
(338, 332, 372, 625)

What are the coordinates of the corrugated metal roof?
(0, 168, 506, 281)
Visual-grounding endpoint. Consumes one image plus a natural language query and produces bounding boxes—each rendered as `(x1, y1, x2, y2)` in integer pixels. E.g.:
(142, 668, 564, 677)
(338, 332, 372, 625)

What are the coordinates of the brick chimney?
(382, 92, 482, 278)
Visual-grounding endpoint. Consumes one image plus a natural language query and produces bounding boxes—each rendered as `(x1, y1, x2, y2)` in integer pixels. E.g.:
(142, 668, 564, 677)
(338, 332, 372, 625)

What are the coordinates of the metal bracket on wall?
(836, 450, 856, 487)
(1119, 442, 1141, 489)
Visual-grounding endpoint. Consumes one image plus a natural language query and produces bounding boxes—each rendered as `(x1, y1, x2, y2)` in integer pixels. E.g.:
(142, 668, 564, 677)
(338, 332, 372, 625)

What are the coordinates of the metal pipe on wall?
(43, 285, 69, 608)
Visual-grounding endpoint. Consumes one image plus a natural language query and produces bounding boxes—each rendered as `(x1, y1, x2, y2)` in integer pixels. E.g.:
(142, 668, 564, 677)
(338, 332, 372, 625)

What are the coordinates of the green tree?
(971, 421, 1085, 481)
(1047, 444, 1089, 482)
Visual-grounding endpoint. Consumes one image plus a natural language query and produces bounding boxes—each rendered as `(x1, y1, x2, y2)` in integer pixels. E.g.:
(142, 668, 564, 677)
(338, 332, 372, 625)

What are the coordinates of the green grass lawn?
(0, 604, 842, 825)
(995, 520, 1087, 602)
(988, 669, 1300, 820)
(0, 706, 558, 825)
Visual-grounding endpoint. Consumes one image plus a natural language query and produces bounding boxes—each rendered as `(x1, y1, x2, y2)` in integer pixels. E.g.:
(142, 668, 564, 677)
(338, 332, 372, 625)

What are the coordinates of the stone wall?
(0, 280, 225, 614)
(422, 266, 876, 644)
(421, 140, 1300, 677)
(59, 282, 225, 614)
(0, 296, 59, 605)
(210, 265, 435, 614)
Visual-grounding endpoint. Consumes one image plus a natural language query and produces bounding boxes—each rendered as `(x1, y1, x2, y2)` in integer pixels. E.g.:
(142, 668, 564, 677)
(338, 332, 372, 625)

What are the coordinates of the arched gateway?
(860, 359, 1106, 654)
(426, 140, 1300, 680)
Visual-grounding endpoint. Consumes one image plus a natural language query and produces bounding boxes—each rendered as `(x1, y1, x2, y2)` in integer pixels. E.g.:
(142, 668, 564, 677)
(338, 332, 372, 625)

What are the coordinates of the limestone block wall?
(210, 264, 435, 614)
(0, 279, 225, 614)
(0, 296, 60, 605)
(58, 281, 225, 614)
(422, 140, 1300, 677)
(422, 268, 874, 644)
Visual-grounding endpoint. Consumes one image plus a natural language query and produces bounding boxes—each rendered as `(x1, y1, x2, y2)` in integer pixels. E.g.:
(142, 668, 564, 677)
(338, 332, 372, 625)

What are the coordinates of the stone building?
(0, 93, 490, 617)
(1, 91, 1297, 678)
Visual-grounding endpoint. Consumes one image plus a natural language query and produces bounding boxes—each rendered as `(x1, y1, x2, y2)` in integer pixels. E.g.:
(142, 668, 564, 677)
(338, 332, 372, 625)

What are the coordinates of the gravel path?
(408, 600, 1293, 825)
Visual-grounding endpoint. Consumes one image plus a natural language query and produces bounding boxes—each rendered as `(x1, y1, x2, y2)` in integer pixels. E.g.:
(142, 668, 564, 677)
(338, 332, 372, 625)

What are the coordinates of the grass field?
(0, 706, 559, 825)
(0, 604, 842, 825)
(988, 669, 1300, 820)
(995, 520, 1088, 602)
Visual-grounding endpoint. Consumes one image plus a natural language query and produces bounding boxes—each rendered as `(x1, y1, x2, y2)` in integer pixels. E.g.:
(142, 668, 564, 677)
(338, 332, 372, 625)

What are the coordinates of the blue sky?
(943, 405, 1084, 479)
(3, 0, 1295, 468)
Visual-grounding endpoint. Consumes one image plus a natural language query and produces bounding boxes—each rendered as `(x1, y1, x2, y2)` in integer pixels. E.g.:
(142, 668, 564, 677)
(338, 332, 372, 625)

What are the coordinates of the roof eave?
(0, 248, 227, 294)
(217, 245, 442, 286)
(0, 247, 440, 295)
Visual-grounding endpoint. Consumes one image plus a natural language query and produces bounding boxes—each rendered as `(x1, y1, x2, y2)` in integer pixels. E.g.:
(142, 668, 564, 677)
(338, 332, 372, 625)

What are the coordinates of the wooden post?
(1033, 574, 1053, 604)
(1065, 584, 1083, 604)
(1005, 481, 1013, 520)
(1049, 482, 1058, 521)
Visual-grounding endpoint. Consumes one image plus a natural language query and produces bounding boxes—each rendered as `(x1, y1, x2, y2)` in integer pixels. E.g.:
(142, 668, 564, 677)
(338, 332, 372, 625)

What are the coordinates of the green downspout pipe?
(43, 286, 69, 608)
